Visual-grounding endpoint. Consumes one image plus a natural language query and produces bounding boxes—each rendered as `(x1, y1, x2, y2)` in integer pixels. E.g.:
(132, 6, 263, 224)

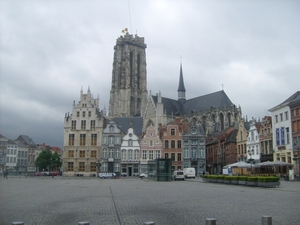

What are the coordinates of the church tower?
(109, 32, 148, 117)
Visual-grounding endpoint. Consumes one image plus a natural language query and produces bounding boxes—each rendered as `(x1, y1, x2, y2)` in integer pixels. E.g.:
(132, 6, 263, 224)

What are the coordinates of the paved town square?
(0, 176, 299, 225)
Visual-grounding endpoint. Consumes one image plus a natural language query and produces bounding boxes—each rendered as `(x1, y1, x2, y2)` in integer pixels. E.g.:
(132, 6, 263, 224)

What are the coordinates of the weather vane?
(121, 28, 128, 34)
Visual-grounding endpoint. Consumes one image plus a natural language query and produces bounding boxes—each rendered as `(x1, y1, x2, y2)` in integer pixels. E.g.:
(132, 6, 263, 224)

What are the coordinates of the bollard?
(12, 222, 24, 225)
(262, 215, 272, 225)
(144, 222, 155, 225)
(206, 218, 216, 225)
(78, 222, 90, 225)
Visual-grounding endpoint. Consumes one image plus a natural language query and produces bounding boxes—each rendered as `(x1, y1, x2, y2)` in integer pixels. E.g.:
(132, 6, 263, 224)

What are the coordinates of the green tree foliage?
(35, 150, 62, 171)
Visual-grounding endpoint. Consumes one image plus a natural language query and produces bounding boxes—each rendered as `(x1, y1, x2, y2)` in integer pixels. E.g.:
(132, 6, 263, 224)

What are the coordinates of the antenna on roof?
(221, 83, 224, 90)
(128, 0, 132, 33)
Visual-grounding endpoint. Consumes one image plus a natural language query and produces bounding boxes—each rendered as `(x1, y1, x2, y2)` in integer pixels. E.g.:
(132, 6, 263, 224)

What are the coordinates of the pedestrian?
(202, 171, 205, 176)
(4, 171, 8, 179)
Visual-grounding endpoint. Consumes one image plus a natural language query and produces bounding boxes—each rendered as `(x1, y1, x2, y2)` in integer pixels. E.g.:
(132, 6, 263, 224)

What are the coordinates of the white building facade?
(6, 139, 18, 171)
(121, 128, 140, 176)
(246, 120, 261, 163)
(269, 101, 293, 164)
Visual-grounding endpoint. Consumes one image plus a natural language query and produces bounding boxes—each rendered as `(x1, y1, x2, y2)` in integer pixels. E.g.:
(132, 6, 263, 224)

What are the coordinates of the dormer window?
(109, 125, 114, 132)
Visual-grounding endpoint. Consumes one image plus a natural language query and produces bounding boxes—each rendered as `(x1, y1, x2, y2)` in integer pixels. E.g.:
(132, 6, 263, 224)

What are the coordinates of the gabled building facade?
(259, 116, 273, 162)
(161, 119, 184, 171)
(246, 119, 261, 163)
(206, 127, 236, 174)
(140, 125, 163, 175)
(120, 127, 140, 176)
(101, 120, 123, 173)
(236, 118, 250, 162)
(15, 134, 36, 168)
(63, 88, 104, 176)
(182, 119, 206, 176)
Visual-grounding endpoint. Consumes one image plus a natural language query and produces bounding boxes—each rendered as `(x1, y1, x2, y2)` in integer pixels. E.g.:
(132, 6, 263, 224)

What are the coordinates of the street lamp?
(248, 149, 254, 174)
(96, 160, 101, 178)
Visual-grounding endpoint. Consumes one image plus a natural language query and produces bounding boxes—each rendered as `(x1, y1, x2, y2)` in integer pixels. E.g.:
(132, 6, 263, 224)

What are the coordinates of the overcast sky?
(1, 0, 299, 149)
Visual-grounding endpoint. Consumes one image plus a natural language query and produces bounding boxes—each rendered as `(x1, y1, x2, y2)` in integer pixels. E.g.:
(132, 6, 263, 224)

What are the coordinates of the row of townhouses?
(62, 87, 300, 177)
(0, 134, 62, 174)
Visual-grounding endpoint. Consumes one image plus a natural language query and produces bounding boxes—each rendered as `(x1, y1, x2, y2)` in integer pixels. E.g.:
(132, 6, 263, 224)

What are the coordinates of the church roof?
(152, 90, 234, 116)
(112, 117, 143, 136)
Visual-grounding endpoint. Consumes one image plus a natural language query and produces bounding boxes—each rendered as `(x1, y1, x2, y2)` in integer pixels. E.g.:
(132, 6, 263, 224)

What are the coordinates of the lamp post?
(96, 160, 101, 178)
(248, 149, 254, 174)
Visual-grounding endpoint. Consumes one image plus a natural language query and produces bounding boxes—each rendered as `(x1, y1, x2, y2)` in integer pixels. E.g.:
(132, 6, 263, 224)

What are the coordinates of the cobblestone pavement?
(0, 176, 299, 225)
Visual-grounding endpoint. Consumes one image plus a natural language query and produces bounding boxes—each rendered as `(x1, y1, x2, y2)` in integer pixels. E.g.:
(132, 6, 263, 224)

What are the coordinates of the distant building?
(246, 119, 261, 163)
(259, 116, 273, 162)
(6, 139, 18, 171)
(161, 119, 184, 172)
(63, 87, 105, 176)
(0, 134, 8, 172)
(236, 118, 250, 162)
(182, 118, 206, 176)
(140, 125, 163, 175)
(269, 92, 300, 164)
(120, 127, 140, 176)
(101, 120, 123, 174)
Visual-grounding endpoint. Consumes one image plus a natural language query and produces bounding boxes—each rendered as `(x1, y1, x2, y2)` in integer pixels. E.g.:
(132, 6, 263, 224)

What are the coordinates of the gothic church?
(108, 32, 242, 134)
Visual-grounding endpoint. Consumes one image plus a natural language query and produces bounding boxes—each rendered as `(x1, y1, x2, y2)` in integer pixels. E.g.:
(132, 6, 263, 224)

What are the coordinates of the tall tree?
(35, 150, 62, 171)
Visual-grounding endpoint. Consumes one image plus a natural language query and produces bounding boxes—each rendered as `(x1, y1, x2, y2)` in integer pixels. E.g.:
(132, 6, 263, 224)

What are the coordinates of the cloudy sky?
(1, 0, 299, 148)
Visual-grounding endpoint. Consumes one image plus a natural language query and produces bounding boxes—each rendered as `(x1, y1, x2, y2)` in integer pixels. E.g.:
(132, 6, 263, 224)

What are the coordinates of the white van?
(183, 168, 196, 179)
(172, 170, 185, 181)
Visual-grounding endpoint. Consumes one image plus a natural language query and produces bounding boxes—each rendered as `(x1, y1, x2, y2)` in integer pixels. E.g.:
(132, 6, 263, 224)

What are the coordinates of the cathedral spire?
(177, 62, 186, 101)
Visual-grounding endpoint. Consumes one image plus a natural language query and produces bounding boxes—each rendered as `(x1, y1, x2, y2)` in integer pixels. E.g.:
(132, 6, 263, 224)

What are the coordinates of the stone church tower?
(109, 32, 148, 117)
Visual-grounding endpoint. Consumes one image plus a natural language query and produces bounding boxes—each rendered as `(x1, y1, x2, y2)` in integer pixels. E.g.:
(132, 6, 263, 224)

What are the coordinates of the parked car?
(121, 173, 127, 177)
(183, 168, 196, 179)
(98, 173, 116, 179)
(139, 173, 147, 179)
(172, 170, 185, 181)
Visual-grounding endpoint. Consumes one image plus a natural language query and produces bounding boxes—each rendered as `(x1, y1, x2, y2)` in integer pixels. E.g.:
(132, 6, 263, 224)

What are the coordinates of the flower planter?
(224, 180, 231, 184)
(238, 180, 247, 185)
(231, 180, 239, 185)
(246, 181, 258, 186)
(258, 182, 280, 188)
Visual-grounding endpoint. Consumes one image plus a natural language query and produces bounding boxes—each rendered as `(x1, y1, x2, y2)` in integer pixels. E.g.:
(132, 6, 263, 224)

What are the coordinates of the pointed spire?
(178, 62, 186, 101)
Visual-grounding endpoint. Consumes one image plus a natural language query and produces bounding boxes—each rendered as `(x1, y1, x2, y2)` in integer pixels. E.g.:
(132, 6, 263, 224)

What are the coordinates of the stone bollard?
(78, 222, 90, 225)
(262, 215, 272, 225)
(144, 222, 155, 225)
(12, 222, 24, 225)
(206, 218, 217, 225)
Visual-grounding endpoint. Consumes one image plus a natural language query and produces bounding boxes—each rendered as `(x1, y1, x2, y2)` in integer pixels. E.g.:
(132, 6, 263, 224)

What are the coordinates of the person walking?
(4, 170, 8, 179)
